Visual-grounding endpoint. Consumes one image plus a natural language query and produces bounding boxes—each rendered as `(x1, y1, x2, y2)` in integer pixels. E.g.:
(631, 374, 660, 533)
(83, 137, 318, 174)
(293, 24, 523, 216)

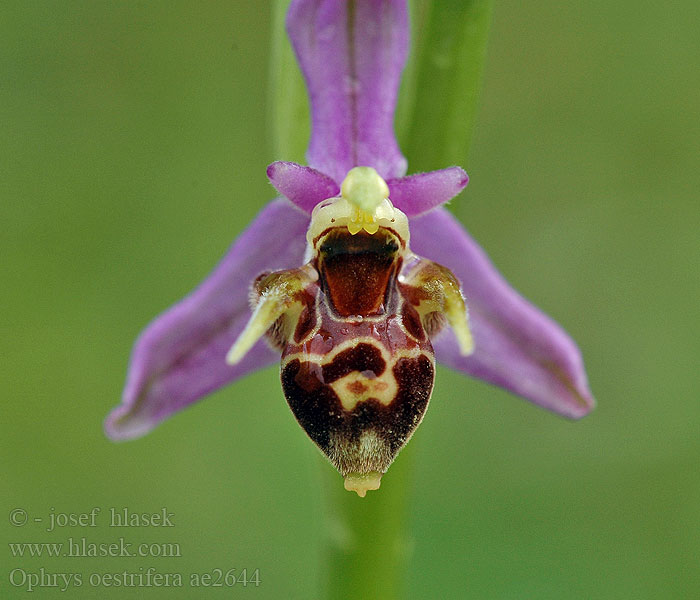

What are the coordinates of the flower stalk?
(270, 0, 309, 163)
(398, 0, 493, 169)
(319, 443, 415, 599)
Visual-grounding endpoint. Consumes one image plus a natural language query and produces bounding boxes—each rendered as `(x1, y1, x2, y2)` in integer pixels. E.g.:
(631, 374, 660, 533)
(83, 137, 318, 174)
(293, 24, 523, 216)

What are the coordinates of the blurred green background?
(2, 1, 699, 598)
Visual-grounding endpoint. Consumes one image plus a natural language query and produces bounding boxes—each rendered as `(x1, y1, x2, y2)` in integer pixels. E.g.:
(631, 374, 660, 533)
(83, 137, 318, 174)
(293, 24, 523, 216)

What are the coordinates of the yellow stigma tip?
(341, 167, 389, 214)
(343, 471, 382, 497)
(340, 167, 389, 235)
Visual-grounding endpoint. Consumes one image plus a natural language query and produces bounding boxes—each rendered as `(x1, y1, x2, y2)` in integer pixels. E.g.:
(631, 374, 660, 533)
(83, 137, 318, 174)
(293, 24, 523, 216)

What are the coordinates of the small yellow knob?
(341, 167, 389, 214)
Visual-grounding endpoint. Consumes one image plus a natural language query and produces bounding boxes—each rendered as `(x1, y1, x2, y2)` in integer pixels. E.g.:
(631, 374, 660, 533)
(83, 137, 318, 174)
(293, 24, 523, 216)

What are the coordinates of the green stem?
(399, 0, 493, 170)
(269, 0, 309, 163)
(319, 442, 416, 600)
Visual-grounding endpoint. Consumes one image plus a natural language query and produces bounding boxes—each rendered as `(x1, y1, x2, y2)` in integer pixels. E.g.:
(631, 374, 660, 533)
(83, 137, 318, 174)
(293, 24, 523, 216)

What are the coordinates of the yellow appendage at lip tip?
(344, 471, 382, 497)
(341, 167, 389, 235)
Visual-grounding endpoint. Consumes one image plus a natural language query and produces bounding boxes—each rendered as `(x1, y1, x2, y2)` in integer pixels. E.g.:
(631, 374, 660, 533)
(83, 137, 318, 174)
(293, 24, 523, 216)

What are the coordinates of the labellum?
(227, 167, 473, 496)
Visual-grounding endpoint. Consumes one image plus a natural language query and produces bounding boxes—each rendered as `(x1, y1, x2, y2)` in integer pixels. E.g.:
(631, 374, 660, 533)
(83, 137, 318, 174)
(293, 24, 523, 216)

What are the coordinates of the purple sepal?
(286, 0, 409, 182)
(267, 161, 339, 214)
(105, 200, 310, 440)
(410, 208, 595, 418)
(388, 167, 469, 217)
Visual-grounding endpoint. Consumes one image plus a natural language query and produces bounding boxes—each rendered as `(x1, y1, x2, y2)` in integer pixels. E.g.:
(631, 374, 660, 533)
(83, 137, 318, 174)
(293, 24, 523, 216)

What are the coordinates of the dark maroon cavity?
(318, 229, 399, 317)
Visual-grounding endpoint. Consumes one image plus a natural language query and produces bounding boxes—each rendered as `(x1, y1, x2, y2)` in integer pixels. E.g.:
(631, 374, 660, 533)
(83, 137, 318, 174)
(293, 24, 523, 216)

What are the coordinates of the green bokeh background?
(2, 2, 699, 598)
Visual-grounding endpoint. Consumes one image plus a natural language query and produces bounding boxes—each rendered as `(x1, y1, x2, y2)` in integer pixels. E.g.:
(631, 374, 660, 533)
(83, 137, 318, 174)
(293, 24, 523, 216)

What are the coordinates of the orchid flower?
(106, 0, 594, 496)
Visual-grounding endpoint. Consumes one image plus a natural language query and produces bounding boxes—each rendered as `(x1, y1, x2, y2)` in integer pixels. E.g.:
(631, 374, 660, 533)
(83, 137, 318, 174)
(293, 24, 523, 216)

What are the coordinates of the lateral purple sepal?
(410, 208, 595, 418)
(267, 161, 339, 214)
(105, 200, 310, 440)
(286, 0, 408, 182)
(388, 167, 469, 217)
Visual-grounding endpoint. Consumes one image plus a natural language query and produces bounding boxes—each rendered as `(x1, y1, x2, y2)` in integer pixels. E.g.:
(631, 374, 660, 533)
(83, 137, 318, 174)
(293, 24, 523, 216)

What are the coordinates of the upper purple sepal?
(286, 0, 409, 182)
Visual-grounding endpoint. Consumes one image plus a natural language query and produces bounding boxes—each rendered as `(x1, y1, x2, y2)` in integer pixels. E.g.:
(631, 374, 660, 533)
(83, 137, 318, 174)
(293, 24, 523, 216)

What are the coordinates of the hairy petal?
(286, 0, 408, 182)
(267, 161, 339, 213)
(411, 208, 595, 418)
(388, 167, 469, 217)
(106, 200, 310, 440)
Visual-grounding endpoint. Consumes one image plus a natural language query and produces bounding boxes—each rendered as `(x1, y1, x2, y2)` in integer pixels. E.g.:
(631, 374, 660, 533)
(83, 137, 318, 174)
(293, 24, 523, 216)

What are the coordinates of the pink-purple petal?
(267, 161, 339, 213)
(286, 0, 408, 182)
(410, 208, 595, 418)
(105, 200, 310, 440)
(388, 167, 469, 217)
